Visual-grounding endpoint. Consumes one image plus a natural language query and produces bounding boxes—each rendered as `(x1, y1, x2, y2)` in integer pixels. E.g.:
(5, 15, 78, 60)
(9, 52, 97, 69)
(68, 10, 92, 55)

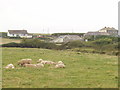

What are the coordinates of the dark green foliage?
(85, 35, 118, 43)
(58, 40, 85, 50)
(52, 33, 85, 36)
(2, 39, 57, 49)
(2, 42, 21, 47)
(9, 37, 21, 39)
(92, 38, 112, 45)
(2, 36, 119, 55)
(0, 32, 7, 37)
(21, 39, 57, 49)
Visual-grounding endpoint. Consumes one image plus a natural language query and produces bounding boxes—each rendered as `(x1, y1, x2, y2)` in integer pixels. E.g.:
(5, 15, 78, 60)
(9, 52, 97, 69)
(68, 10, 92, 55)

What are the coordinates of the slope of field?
(0, 38, 21, 45)
(2, 48, 118, 88)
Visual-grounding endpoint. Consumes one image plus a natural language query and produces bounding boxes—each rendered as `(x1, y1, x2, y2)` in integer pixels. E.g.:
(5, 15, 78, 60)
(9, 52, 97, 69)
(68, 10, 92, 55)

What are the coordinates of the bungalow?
(8, 30, 33, 38)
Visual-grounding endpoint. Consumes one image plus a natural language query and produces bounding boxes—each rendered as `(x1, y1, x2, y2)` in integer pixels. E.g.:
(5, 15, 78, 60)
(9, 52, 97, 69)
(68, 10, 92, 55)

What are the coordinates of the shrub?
(56, 40, 85, 50)
(20, 39, 57, 49)
(0, 32, 7, 38)
(52, 33, 85, 36)
(9, 37, 21, 39)
(2, 42, 21, 47)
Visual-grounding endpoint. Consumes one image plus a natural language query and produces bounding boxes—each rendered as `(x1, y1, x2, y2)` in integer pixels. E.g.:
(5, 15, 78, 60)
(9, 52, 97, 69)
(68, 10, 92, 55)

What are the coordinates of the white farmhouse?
(7, 30, 32, 38)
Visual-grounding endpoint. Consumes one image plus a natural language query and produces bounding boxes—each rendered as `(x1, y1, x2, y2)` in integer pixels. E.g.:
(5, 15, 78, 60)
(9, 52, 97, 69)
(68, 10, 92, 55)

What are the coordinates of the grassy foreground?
(2, 48, 118, 88)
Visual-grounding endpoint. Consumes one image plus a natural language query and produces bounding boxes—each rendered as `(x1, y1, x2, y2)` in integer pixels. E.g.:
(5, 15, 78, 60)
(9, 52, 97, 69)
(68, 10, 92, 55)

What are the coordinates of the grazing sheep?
(23, 64, 36, 68)
(5, 64, 15, 69)
(55, 64, 65, 68)
(18, 59, 32, 66)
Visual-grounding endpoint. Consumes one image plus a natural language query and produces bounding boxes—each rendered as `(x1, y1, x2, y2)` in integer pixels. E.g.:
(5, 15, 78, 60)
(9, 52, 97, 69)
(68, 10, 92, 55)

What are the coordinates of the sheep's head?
(37, 59, 43, 63)
(58, 61, 64, 64)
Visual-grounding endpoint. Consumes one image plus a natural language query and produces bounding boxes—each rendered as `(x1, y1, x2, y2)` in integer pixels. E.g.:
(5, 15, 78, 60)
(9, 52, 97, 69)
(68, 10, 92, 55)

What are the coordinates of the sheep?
(57, 61, 64, 64)
(43, 61, 56, 65)
(55, 63, 65, 68)
(36, 63, 44, 68)
(5, 64, 15, 69)
(24, 63, 44, 68)
(37, 59, 43, 63)
(54, 61, 65, 68)
(23, 64, 36, 68)
(37, 59, 56, 65)
(18, 59, 32, 66)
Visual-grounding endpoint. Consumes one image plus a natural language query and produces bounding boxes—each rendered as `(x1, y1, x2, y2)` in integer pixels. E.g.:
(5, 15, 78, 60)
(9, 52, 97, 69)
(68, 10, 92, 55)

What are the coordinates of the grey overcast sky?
(0, 0, 119, 33)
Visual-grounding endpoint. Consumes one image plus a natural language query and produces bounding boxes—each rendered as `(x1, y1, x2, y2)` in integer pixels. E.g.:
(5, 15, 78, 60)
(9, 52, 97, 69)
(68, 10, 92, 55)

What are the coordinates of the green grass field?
(2, 48, 118, 88)
(0, 38, 21, 45)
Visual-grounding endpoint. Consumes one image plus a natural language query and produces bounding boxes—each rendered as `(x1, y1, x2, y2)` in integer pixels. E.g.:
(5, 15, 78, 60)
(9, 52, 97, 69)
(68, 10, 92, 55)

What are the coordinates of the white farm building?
(7, 30, 32, 38)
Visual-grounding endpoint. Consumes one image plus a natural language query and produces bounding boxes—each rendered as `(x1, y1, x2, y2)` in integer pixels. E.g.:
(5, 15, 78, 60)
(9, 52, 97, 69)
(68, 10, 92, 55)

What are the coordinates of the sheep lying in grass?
(55, 64, 65, 68)
(42, 61, 56, 65)
(18, 59, 32, 66)
(57, 61, 64, 64)
(36, 63, 44, 67)
(5, 64, 15, 69)
(37, 59, 56, 65)
(23, 64, 36, 68)
(55, 61, 65, 68)
(24, 63, 44, 68)
(37, 59, 43, 63)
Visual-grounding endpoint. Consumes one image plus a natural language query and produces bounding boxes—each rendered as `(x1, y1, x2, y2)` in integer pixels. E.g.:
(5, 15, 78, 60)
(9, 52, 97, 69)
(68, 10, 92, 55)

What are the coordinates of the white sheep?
(24, 63, 44, 68)
(18, 59, 32, 66)
(37, 59, 43, 63)
(5, 64, 15, 69)
(40, 60, 48, 64)
(36, 63, 44, 68)
(23, 64, 36, 68)
(37, 59, 56, 65)
(57, 61, 64, 64)
(55, 64, 65, 68)
(45, 61, 56, 65)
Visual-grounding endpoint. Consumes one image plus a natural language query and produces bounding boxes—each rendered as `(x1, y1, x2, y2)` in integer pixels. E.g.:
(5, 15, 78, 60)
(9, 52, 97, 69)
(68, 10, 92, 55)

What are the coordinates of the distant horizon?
(3, 26, 117, 34)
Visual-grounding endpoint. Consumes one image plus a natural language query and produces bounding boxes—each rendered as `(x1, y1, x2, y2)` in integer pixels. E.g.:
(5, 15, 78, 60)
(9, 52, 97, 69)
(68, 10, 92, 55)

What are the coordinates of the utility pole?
(72, 28, 73, 33)
(43, 28, 44, 33)
(47, 28, 49, 34)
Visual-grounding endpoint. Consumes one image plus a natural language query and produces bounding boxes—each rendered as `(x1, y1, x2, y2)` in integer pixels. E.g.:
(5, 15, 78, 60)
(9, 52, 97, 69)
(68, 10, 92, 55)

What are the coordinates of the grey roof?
(53, 35, 83, 43)
(59, 35, 81, 39)
(84, 32, 110, 36)
(8, 30, 28, 34)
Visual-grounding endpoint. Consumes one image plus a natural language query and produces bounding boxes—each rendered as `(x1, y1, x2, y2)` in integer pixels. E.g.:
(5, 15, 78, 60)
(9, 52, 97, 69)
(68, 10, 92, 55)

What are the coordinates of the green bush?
(21, 39, 57, 49)
(2, 39, 57, 49)
(57, 40, 85, 50)
(52, 33, 85, 36)
(92, 38, 112, 45)
(0, 32, 7, 38)
(2, 42, 21, 47)
(9, 37, 21, 39)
